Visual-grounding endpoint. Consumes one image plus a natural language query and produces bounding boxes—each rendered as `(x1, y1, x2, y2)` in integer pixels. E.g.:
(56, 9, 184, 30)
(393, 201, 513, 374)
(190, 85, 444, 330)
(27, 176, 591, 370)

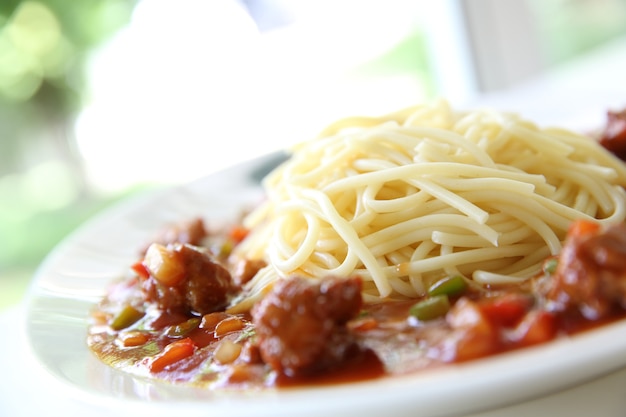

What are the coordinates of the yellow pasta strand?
(232, 100, 626, 306)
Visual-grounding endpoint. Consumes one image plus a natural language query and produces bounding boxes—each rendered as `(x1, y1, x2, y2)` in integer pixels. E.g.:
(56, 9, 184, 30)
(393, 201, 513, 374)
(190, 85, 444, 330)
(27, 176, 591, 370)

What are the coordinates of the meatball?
(599, 109, 626, 161)
(141, 217, 208, 255)
(141, 243, 237, 315)
(231, 258, 267, 286)
(546, 222, 626, 319)
(251, 276, 362, 377)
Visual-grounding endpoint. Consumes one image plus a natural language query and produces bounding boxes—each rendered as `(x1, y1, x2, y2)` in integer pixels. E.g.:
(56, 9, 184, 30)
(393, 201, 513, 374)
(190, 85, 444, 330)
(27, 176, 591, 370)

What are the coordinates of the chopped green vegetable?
(543, 258, 558, 275)
(428, 275, 468, 297)
(166, 317, 201, 337)
(110, 304, 145, 331)
(409, 295, 450, 321)
(218, 240, 234, 257)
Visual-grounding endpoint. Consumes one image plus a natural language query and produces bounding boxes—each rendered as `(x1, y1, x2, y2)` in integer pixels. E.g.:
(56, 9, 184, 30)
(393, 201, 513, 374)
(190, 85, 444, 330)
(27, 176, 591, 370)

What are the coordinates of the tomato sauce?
(87, 112, 626, 389)
(88, 246, 626, 389)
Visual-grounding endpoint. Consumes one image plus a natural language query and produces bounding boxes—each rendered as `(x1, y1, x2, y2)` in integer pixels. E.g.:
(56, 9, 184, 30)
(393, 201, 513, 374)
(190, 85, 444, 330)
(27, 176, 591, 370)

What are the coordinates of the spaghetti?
(232, 100, 626, 305)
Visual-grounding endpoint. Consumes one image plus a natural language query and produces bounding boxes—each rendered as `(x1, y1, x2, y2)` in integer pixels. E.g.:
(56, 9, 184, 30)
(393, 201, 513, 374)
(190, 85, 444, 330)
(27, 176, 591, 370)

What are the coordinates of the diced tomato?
(229, 225, 249, 244)
(447, 298, 489, 330)
(510, 310, 557, 347)
(478, 293, 532, 327)
(452, 328, 499, 362)
(148, 338, 196, 373)
(446, 298, 499, 361)
(131, 261, 150, 279)
(567, 219, 600, 239)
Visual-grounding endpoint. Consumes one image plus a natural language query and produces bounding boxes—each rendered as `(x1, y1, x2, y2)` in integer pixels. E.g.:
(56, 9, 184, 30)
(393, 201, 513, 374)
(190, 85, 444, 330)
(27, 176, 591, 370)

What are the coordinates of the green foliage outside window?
(0, 1, 137, 308)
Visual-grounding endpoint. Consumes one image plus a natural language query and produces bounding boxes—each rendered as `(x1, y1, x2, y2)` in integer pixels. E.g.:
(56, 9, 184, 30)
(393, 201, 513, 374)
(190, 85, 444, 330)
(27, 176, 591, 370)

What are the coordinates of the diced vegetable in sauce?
(88, 216, 626, 389)
(409, 295, 451, 321)
(110, 304, 144, 331)
(428, 275, 468, 297)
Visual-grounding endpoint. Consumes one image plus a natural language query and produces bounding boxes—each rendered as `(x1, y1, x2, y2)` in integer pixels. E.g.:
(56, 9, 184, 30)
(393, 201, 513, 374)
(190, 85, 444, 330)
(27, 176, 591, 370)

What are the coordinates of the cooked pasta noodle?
(229, 100, 626, 308)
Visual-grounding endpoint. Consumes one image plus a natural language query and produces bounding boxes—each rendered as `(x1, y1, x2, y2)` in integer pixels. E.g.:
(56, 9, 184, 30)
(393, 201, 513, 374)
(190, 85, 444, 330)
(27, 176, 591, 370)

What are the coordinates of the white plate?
(24, 152, 626, 417)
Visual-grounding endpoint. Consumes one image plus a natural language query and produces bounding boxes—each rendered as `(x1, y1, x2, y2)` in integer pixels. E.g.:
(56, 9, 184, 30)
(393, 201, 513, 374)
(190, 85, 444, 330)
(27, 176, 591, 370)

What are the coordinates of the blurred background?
(2, 0, 626, 310)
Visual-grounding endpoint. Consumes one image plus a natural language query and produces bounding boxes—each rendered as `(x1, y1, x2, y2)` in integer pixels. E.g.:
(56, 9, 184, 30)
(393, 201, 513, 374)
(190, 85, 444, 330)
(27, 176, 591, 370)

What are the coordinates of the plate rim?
(23, 152, 626, 417)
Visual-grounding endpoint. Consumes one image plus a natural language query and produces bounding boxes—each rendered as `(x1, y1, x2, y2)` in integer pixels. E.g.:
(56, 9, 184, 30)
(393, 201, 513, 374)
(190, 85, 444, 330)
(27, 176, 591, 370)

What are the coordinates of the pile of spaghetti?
(232, 100, 626, 306)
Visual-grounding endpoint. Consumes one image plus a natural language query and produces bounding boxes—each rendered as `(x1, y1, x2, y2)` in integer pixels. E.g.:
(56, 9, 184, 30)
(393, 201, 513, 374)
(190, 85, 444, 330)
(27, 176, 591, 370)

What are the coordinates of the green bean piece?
(167, 317, 201, 337)
(110, 304, 145, 331)
(409, 295, 450, 321)
(428, 275, 468, 297)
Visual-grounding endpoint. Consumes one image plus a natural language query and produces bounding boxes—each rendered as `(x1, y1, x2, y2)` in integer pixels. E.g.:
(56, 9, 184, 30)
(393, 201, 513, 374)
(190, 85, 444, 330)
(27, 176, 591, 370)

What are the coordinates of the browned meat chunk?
(546, 222, 626, 319)
(141, 243, 237, 315)
(251, 276, 362, 377)
(231, 258, 267, 286)
(599, 109, 626, 161)
(142, 218, 208, 254)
